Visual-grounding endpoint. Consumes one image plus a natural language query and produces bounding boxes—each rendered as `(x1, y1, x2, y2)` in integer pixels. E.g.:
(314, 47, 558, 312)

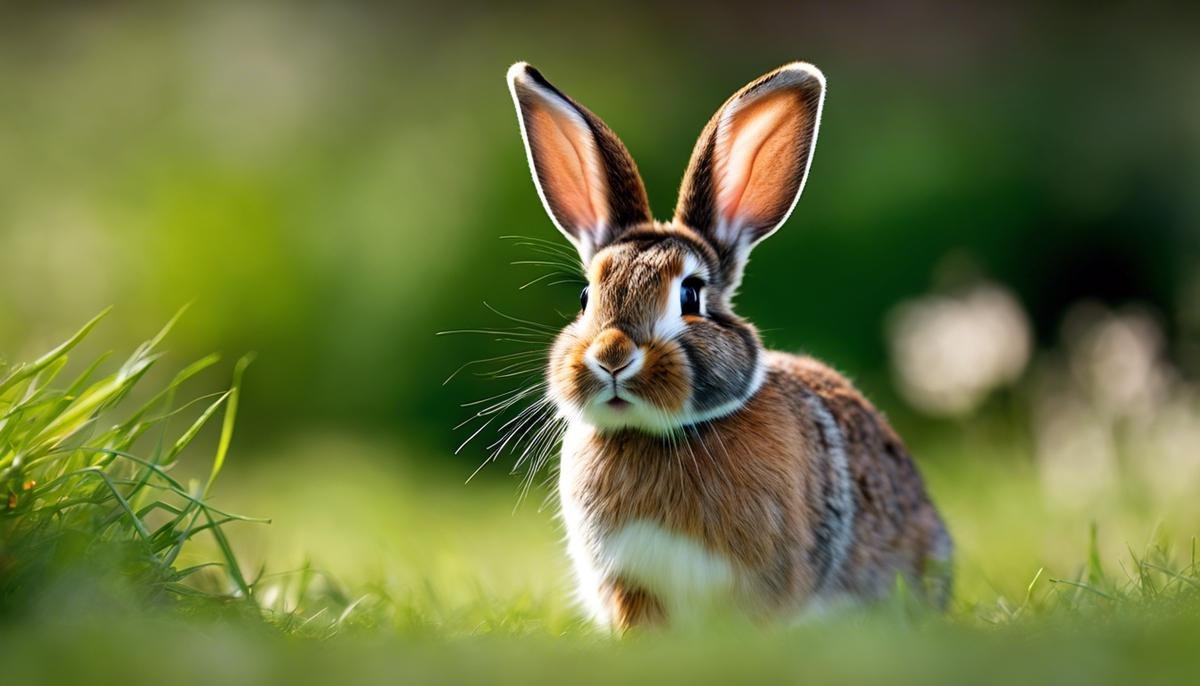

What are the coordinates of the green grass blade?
(162, 391, 231, 466)
(205, 507, 253, 600)
(0, 307, 111, 397)
(205, 354, 253, 498)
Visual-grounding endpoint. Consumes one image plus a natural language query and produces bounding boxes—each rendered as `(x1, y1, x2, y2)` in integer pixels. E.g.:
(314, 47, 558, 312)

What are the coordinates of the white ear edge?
(506, 62, 606, 263)
(713, 61, 826, 247)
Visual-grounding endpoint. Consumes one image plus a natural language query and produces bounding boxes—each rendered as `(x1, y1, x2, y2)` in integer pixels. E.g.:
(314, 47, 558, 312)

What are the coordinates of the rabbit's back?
(768, 351, 953, 606)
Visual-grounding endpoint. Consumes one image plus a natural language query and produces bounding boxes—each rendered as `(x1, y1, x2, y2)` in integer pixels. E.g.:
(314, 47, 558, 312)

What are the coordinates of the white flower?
(1062, 303, 1169, 421)
(887, 284, 1032, 416)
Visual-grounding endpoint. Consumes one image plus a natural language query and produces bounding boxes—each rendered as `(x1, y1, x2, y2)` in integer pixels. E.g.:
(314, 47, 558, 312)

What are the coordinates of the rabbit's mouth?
(605, 396, 632, 410)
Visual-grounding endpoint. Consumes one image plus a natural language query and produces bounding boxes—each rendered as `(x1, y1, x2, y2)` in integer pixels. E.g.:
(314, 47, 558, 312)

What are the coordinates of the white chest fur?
(600, 520, 737, 616)
(559, 423, 740, 624)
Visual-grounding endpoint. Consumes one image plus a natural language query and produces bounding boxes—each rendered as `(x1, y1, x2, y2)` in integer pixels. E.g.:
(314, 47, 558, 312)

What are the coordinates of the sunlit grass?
(194, 430, 1198, 636)
(2, 313, 1199, 683)
(0, 309, 258, 614)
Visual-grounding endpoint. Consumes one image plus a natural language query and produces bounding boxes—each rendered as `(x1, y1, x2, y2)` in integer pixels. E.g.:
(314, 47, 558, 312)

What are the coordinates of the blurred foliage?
(1, 1, 1197, 458)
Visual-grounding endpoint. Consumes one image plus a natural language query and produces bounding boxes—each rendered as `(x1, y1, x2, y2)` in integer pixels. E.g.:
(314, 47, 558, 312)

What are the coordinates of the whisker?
(488, 395, 549, 437)
(510, 259, 575, 269)
(523, 410, 562, 461)
(681, 422, 701, 476)
(460, 382, 541, 409)
(482, 302, 562, 334)
(476, 361, 546, 379)
(516, 417, 566, 509)
(500, 234, 581, 260)
(489, 400, 553, 453)
(514, 409, 560, 472)
(476, 384, 547, 416)
(519, 271, 573, 290)
(471, 417, 542, 484)
(443, 350, 546, 385)
(454, 389, 545, 432)
(708, 423, 733, 464)
(456, 413, 501, 455)
(509, 243, 582, 269)
(499, 234, 573, 250)
(535, 447, 565, 512)
(449, 236, 579, 488)
(476, 368, 544, 381)
(437, 328, 550, 339)
(492, 337, 551, 345)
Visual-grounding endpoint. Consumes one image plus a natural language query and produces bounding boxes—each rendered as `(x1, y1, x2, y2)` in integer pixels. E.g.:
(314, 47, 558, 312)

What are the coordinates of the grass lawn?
(2, 316, 1198, 684)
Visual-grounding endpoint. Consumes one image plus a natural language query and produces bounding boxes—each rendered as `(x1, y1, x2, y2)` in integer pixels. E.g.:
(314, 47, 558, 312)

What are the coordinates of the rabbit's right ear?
(507, 63, 652, 263)
(674, 63, 825, 284)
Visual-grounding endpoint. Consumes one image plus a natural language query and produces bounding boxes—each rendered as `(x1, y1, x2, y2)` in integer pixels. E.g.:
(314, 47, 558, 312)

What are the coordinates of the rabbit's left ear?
(507, 63, 652, 263)
(675, 63, 825, 265)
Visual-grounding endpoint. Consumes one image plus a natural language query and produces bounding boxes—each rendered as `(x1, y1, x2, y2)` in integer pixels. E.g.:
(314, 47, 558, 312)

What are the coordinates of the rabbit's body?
(560, 349, 951, 627)
(505, 61, 952, 629)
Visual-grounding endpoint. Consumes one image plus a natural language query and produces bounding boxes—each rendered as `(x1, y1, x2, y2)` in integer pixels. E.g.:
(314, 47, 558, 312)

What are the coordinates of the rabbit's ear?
(508, 63, 652, 262)
(674, 63, 825, 260)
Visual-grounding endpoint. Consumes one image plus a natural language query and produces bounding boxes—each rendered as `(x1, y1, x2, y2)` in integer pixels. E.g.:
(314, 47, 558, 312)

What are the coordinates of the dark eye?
(580, 286, 589, 312)
(680, 277, 704, 316)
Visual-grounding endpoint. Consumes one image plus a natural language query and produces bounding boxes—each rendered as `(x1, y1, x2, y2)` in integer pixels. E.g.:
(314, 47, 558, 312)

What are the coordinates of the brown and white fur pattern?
(507, 61, 952, 630)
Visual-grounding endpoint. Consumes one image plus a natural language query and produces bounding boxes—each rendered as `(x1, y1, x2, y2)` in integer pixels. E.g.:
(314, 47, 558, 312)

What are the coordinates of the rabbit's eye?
(680, 277, 704, 316)
(580, 286, 589, 312)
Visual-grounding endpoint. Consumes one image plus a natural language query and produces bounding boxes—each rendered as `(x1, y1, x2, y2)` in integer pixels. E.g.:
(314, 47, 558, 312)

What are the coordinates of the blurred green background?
(2, 0, 1199, 622)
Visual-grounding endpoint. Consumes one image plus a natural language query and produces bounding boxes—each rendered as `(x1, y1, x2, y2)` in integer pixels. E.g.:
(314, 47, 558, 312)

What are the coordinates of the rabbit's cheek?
(624, 340, 690, 413)
(679, 318, 761, 412)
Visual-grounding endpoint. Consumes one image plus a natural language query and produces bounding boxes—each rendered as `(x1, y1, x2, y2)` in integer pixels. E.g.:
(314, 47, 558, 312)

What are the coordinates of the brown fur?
(606, 581, 666, 630)
(551, 237, 698, 416)
(768, 353, 952, 604)
(562, 352, 951, 624)
(562, 369, 822, 609)
(591, 329, 635, 372)
(509, 62, 952, 630)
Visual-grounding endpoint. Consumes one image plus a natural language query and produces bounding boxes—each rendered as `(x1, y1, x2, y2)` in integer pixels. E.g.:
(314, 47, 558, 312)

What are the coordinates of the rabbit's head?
(507, 62, 825, 433)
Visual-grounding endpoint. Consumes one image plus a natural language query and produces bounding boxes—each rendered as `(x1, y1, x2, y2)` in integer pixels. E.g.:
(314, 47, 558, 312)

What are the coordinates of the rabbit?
(505, 60, 953, 630)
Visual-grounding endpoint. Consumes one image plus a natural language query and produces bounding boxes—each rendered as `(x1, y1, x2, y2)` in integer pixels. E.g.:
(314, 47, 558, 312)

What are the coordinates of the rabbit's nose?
(586, 329, 642, 379)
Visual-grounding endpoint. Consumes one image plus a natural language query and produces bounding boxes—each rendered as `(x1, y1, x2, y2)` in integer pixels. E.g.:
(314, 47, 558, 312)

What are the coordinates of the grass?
(2, 313, 1199, 684)
(0, 309, 261, 617)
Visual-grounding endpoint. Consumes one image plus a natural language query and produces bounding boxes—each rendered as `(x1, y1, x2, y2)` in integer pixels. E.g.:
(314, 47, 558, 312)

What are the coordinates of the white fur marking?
(557, 422, 611, 624)
(681, 356, 766, 426)
(600, 520, 736, 619)
(654, 253, 708, 341)
(584, 343, 644, 383)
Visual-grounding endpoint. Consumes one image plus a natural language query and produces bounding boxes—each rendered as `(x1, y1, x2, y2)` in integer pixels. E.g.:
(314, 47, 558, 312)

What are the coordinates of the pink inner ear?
(715, 92, 809, 232)
(527, 105, 609, 239)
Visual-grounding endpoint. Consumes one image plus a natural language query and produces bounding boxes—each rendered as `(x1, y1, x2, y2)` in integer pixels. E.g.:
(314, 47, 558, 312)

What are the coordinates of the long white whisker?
(443, 349, 547, 385)
(490, 400, 554, 457)
(490, 396, 552, 440)
(519, 271, 574, 290)
(457, 413, 501, 456)
(480, 383, 547, 414)
(436, 328, 550, 339)
(482, 302, 562, 333)
(460, 378, 547, 410)
(477, 364, 546, 380)
(516, 417, 566, 510)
